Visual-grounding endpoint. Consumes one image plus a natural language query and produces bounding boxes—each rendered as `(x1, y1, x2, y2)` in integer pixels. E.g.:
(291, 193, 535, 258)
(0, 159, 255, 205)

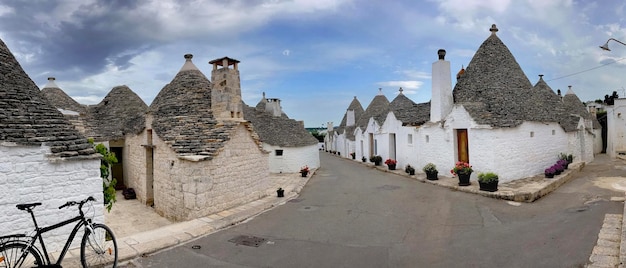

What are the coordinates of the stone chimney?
(265, 98, 283, 117)
(430, 49, 453, 122)
(209, 56, 243, 121)
(327, 121, 333, 132)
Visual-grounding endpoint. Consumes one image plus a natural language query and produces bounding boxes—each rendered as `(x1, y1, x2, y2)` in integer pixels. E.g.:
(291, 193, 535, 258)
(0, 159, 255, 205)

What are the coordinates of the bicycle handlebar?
(58, 196, 96, 210)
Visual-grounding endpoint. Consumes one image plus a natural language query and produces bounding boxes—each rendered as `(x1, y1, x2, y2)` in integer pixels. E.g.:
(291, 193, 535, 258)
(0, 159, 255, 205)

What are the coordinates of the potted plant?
(384, 159, 397, 170)
(422, 163, 438, 180)
(300, 165, 310, 177)
(370, 155, 382, 166)
(362, 156, 367, 162)
(478, 172, 499, 192)
(350, 152, 355, 159)
(405, 165, 416, 175)
(277, 187, 284, 197)
(566, 154, 574, 164)
(545, 167, 556, 178)
(553, 163, 564, 175)
(557, 159, 569, 170)
(451, 161, 473, 186)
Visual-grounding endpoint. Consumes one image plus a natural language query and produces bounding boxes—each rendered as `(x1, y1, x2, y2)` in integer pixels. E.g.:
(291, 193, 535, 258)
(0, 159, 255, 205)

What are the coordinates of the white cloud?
(0, 4, 14, 16)
(399, 70, 431, 79)
(377, 80, 423, 90)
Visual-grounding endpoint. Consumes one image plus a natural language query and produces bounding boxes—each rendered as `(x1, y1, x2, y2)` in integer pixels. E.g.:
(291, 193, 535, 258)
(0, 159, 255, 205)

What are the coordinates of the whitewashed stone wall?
(0, 144, 102, 252)
(351, 103, 596, 182)
(468, 122, 568, 182)
(123, 131, 148, 204)
(141, 124, 269, 221)
(607, 100, 626, 158)
(264, 144, 320, 173)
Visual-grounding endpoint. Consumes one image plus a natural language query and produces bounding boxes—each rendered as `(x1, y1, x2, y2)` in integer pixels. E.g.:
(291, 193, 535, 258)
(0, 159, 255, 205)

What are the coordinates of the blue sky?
(1, 0, 625, 128)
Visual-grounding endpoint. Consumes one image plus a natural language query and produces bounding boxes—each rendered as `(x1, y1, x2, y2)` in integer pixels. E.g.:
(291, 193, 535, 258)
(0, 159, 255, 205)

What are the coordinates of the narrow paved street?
(128, 153, 625, 267)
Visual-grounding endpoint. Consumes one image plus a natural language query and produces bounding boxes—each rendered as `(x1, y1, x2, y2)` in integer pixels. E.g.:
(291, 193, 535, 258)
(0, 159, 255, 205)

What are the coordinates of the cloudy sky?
(1, 0, 625, 128)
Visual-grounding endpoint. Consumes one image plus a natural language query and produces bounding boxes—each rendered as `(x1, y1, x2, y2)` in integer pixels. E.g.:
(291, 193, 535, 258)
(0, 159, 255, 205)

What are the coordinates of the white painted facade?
(365, 100, 595, 183)
(607, 98, 626, 158)
(0, 144, 102, 252)
(264, 143, 320, 173)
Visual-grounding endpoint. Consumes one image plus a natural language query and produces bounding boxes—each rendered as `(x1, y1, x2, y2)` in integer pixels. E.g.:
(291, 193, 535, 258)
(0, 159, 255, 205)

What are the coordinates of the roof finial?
(490, 24, 498, 35)
(184, 54, 193, 61)
(437, 49, 446, 60)
(538, 74, 544, 80)
(262, 92, 266, 98)
(377, 88, 383, 96)
(399, 87, 403, 94)
(353, 96, 357, 99)
(48, 77, 55, 81)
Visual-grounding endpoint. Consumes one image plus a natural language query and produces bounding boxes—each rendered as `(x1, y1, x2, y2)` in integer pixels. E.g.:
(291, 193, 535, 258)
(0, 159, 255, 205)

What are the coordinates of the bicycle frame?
(10, 202, 94, 267)
(29, 215, 91, 266)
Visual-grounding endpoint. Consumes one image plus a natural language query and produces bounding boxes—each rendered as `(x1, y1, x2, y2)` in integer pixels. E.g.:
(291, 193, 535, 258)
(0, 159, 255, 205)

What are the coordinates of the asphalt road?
(127, 153, 625, 268)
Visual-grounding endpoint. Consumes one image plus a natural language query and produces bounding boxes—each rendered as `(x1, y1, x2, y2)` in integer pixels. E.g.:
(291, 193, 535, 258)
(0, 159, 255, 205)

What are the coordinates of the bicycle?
(0, 196, 118, 267)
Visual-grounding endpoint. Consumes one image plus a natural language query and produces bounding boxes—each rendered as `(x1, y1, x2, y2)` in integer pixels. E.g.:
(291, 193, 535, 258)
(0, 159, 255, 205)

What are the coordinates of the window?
(425, 135, 430, 143)
(552, 130, 556, 135)
(275, 150, 283, 156)
(408, 134, 413, 144)
(530, 131, 534, 138)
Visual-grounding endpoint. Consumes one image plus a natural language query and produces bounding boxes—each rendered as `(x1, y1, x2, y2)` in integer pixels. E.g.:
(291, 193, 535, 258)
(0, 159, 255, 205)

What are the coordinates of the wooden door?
(457, 129, 469, 163)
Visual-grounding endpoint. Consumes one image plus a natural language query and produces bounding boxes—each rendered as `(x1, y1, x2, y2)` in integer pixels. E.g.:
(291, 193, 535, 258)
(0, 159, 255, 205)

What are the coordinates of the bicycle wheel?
(80, 224, 118, 268)
(0, 241, 43, 268)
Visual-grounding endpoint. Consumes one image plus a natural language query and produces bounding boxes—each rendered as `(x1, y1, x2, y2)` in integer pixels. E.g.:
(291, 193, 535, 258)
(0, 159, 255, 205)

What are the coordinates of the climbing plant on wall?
(89, 138, 118, 212)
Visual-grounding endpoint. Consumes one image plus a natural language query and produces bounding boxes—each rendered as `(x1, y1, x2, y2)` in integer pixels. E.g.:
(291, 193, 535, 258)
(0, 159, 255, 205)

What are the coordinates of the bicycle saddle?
(16, 202, 42, 210)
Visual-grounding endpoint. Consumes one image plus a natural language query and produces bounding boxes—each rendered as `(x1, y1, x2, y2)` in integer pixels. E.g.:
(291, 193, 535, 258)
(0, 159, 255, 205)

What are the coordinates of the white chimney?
(430, 49, 453, 122)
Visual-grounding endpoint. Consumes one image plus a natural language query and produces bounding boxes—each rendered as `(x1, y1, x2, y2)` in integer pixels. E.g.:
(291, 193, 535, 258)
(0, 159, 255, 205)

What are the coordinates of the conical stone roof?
(336, 96, 364, 141)
(41, 77, 86, 113)
(356, 90, 390, 130)
(453, 24, 556, 128)
(0, 38, 96, 158)
(150, 54, 259, 158)
(83, 85, 148, 141)
(242, 102, 318, 147)
(389, 89, 430, 126)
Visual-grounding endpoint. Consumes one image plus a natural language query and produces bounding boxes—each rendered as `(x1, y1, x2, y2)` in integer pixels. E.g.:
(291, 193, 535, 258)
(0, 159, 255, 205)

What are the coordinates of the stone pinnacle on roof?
(490, 24, 498, 35)
(43, 77, 60, 88)
(179, 53, 200, 72)
(399, 87, 404, 94)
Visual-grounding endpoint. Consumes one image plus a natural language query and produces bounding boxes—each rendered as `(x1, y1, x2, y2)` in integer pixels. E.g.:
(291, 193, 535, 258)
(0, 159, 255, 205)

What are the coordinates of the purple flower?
(553, 164, 564, 172)
(545, 167, 556, 175)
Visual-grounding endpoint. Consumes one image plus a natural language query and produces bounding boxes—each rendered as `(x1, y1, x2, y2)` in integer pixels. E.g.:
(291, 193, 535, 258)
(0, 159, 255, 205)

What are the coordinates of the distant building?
(342, 24, 599, 182)
(243, 93, 320, 173)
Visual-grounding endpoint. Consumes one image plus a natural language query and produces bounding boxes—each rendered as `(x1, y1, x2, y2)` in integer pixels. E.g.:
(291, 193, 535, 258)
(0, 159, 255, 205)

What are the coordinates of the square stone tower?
(209, 57, 243, 121)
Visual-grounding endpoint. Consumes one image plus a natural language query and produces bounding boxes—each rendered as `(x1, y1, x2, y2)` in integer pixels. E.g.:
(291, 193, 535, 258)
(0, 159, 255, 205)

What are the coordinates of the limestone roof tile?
(243, 102, 318, 147)
(0, 38, 96, 158)
(82, 85, 149, 141)
(41, 78, 86, 114)
(389, 91, 430, 126)
(356, 92, 390, 130)
(149, 55, 262, 159)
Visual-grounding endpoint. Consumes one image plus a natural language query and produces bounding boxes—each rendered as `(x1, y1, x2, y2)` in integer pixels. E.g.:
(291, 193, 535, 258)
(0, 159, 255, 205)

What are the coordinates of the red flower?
(384, 159, 397, 165)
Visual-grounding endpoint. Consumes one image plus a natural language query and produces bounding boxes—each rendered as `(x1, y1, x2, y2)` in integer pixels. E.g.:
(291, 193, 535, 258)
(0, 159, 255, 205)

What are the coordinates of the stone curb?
(620, 191, 626, 268)
(343, 155, 582, 203)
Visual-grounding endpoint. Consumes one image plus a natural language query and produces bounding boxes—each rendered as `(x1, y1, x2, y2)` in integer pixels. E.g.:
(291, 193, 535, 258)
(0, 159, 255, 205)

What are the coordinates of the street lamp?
(600, 38, 626, 51)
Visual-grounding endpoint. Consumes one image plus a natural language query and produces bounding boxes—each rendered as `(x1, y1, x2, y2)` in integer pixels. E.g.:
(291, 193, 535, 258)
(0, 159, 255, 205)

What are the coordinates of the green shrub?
(477, 172, 499, 183)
